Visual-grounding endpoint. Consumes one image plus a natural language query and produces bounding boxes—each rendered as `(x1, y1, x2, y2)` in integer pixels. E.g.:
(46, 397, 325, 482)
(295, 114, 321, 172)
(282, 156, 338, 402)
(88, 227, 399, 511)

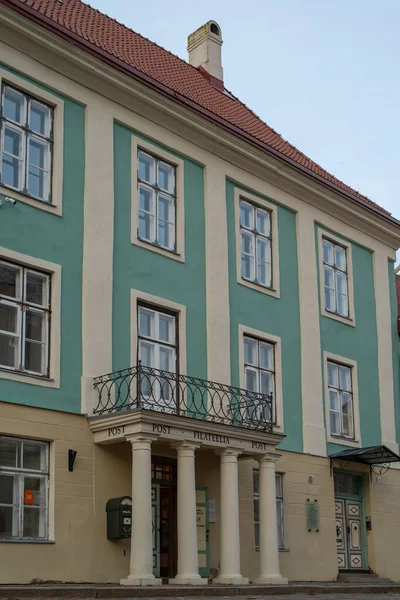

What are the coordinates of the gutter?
(2, 0, 400, 228)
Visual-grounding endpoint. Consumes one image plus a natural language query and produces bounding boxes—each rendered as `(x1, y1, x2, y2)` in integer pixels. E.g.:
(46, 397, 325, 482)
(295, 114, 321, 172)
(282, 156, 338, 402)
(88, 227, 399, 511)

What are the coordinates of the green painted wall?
(112, 124, 207, 381)
(315, 226, 381, 454)
(0, 65, 85, 412)
(388, 261, 400, 448)
(226, 181, 303, 453)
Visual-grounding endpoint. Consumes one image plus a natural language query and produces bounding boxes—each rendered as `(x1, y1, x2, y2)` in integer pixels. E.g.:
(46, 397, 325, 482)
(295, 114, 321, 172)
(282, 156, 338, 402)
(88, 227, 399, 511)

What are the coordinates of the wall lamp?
(68, 449, 78, 472)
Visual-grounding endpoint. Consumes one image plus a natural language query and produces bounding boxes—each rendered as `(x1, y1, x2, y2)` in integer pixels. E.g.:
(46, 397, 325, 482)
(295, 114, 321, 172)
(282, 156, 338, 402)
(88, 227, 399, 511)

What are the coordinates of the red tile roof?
(5, 0, 392, 217)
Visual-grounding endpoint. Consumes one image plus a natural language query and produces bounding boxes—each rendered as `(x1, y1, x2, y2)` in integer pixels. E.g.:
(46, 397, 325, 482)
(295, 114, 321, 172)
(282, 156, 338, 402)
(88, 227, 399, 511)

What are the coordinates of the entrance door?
(196, 486, 209, 577)
(152, 484, 160, 577)
(151, 458, 177, 580)
(335, 498, 364, 569)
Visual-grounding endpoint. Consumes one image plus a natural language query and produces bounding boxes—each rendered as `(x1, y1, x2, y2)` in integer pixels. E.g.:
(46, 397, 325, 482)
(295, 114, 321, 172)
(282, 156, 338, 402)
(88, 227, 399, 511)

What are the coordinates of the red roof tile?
(6, 0, 392, 216)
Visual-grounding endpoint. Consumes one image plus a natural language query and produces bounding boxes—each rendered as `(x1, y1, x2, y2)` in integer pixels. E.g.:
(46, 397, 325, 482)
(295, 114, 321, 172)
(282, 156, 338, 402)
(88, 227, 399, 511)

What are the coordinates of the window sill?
(239, 278, 280, 299)
(0, 538, 55, 544)
(132, 236, 185, 263)
(328, 435, 361, 449)
(0, 368, 59, 389)
(0, 185, 61, 217)
(322, 308, 355, 328)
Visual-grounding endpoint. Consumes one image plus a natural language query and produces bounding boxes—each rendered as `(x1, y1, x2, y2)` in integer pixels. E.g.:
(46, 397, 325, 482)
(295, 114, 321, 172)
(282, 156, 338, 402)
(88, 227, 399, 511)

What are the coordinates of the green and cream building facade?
(1, 0, 400, 585)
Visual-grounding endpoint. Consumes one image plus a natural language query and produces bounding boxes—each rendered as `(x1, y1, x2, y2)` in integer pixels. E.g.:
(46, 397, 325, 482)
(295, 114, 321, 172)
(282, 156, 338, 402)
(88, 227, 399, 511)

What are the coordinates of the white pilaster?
(169, 442, 207, 585)
(255, 453, 287, 585)
(214, 449, 248, 584)
(120, 435, 161, 586)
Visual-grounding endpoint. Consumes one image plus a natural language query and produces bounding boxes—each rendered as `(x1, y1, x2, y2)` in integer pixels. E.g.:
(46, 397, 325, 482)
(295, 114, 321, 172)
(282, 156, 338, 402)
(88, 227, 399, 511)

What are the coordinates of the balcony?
(93, 363, 274, 433)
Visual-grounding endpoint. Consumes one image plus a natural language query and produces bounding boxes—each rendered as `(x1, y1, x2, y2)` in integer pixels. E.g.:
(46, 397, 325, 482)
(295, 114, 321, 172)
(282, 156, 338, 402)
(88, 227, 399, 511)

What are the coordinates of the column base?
(169, 576, 208, 585)
(254, 575, 288, 585)
(120, 576, 162, 586)
(214, 576, 249, 585)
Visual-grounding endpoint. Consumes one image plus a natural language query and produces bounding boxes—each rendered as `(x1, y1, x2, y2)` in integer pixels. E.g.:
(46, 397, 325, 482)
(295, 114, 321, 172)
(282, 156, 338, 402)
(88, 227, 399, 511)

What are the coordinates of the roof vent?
(188, 21, 223, 84)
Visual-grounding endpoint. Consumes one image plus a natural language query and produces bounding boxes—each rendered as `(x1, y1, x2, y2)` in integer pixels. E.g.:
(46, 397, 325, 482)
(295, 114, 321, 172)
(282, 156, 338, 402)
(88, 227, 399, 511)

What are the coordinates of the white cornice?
(1, 5, 399, 250)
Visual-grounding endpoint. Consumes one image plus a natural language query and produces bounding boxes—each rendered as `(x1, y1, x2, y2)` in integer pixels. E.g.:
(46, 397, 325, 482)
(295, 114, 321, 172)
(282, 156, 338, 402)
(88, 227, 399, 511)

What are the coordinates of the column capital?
(125, 433, 158, 448)
(171, 441, 201, 455)
(215, 447, 242, 460)
(257, 451, 282, 464)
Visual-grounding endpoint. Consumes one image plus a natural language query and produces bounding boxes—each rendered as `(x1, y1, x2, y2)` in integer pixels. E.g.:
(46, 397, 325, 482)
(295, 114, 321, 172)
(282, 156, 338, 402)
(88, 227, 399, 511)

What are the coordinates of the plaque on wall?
(306, 499, 320, 532)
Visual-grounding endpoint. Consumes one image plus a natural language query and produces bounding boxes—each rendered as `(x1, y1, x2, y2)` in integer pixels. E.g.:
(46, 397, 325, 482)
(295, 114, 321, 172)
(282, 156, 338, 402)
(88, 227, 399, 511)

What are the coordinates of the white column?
(255, 453, 287, 585)
(214, 449, 248, 584)
(120, 435, 161, 586)
(170, 442, 207, 585)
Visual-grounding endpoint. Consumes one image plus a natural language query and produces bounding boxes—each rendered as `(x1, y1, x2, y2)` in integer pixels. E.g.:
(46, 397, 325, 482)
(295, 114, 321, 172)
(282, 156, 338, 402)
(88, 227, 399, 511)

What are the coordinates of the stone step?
(337, 573, 392, 584)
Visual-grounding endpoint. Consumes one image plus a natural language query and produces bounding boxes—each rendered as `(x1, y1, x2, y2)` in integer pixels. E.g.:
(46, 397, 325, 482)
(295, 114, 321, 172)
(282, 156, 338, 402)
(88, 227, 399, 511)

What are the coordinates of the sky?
(90, 0, 400, 257)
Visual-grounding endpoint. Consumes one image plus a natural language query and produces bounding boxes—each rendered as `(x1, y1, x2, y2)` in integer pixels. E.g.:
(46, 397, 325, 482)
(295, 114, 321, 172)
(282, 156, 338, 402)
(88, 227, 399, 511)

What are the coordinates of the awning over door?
(329, 445, 400, 476)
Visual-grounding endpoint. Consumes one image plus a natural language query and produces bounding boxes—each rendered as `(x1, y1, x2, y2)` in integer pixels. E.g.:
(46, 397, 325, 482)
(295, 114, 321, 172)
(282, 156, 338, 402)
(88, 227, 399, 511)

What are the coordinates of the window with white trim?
(138, 304, 177, 411)
(0, 436, 49, 540)
(328, 360, 354, 440)
(240, 199, 272, 288)
(0, 260, 50, 377)
(0, 84, 53, 202)
(137, 150, 176, 252)
(253, 470, 284, 549)
(244, 335, 275, 422)
(322, 238, 349, 317)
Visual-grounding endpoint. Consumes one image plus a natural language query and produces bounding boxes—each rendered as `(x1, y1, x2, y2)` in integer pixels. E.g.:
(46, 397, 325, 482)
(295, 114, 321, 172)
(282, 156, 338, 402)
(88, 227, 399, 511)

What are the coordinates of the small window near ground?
(0, 260, 50, 377)
(0, 84, 53, 203)
(0, 436, 49, 540)
(328, 360, 354, 440)
(137, 150, 176, 252)
(322, 238, 349, 318)
(253, 470, 284, 549)
(240, 199, 272, 288)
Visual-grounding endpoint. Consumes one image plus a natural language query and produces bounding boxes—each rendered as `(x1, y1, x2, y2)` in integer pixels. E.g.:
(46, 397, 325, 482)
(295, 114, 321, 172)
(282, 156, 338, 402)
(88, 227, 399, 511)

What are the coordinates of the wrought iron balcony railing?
(93, 363, 274, 433)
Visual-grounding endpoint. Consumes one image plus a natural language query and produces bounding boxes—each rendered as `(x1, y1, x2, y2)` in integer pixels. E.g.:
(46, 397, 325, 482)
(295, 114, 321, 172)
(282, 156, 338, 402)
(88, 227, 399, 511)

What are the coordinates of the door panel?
(335, 499, 348, 569)
(335, 495, 364, 570)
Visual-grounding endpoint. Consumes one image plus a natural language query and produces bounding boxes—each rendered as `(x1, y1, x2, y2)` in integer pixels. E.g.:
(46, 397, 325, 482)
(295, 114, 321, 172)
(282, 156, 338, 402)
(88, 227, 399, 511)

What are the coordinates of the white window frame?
(243, 334, 276, 425)
(131, 137, 185, 262)
(239, 324, 284, 431)
(234, 188, 280, 298)
(0, 248, 61, 388)
(253, 470, 284, 550)
(0, 69, 64, 216)
(324, 352, 361, 447)
(0, 435, 49, 541)
(318, 229, 355, 327)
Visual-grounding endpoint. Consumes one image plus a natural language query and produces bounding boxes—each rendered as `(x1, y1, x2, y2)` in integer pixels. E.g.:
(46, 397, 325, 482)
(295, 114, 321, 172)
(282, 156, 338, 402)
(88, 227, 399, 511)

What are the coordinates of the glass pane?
(323, 239, 334, 265)
(138, 308, 154, 338)
(0, 303, 19, 334)
(342, 411, 354, 439)
(329, 389, 340, 411)
(159, 314, 174, 344)
(253, 470, 259, 495)
(139, 185, 154, 213)
(335, 245, 347, 271)
(241, 253, 253, 281)
(257, 260, 269, 286)
(240, 201, 253, 229)
(24, 340, 45, 374)
(0, 263, 21, 299)
(245, 368, 258, 392)
(159, 346, 174, 372)
(1, 153, 21, 189)
(25, 311, 45, 342)
(158, 220, 174, 250)
(253, 498, 259, 523)
(257, 237, 270, 263)
(337, 292, 349, 317)
(327, 362, 339, 387)
(3, 87, 25, 124)
(324, 288, 335, 312)
(0, 332, 19, 368)
(339, 366, 352, 391)
(336, 271, 347, 295)
(259, 342, 274, 369)
(254, 521, 259, 549)
(158, 162, 174, 193)
(0, 506, 19, 538)
(341, 392, 353, 424)
(28, 137, 48, 170)
(0, 438, 19, 468)
(23, 507, 46, 538)
(23, 443, 47, 471)
(138, 152, 155, 183)
(26, 272, 48, 307)
(23, 476, 47, 506)
(4, 125, 22, 158)
(158, 194, 173, 222)
(29, 101, 51, 137)
(139, 340, 155, 368)
(275, 474, 283, 497)
(28, 160, 49, 199)
(260, 370, 274, 395)
(241, 231, 253, 255)
(324, 266, 334, 290)
(276, 499, 284, 548)
(244, 337, 257, 365)
(256, 208, 270, 236)
(138, 211, 154, 242)
(330, 411, 340, 435)
(0, 473, 16, 504)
